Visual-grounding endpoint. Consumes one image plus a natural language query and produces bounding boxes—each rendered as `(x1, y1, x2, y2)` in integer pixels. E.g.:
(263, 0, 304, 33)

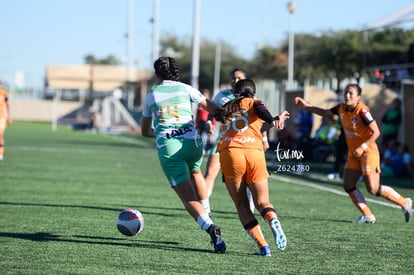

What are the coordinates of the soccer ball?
(116, 208, 144, 236)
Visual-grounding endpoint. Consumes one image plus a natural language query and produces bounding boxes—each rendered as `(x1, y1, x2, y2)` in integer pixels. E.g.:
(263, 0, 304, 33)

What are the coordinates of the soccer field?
(1, 122, 413, 274)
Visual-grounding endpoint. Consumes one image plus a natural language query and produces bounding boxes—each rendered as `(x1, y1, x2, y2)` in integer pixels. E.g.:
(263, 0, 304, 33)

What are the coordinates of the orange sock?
(349, 189, 373, 216)
(245, 221, 268, 248)
(378, 185, 406, 207)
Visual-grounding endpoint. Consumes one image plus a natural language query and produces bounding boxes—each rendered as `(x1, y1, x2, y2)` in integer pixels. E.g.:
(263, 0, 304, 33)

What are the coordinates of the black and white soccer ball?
(116, 208, 144, 236)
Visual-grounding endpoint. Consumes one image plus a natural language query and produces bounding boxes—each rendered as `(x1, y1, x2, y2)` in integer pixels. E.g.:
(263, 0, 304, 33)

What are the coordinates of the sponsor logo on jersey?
(165, 127, 192, 139)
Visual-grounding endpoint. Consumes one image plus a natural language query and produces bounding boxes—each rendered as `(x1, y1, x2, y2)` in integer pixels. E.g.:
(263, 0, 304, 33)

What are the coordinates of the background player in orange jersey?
(295, 83, 412, 224)
(216, 79, 289, 256)
(0, 81, 12, 160)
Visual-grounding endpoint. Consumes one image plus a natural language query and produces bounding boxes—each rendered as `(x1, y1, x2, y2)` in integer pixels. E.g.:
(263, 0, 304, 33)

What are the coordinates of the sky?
(1, 0, 414, 90)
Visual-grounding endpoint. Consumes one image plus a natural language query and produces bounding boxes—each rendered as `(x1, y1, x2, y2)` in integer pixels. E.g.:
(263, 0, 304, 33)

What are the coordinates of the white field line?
(270, 173, 401, 210)
(12, 146, 93, 154)
(12, 134, 153, 154)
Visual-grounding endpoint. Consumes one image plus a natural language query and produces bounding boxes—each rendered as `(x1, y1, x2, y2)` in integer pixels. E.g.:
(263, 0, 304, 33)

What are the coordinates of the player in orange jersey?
(205, 68, 268, 214)
(295, 83, 412, 224)
(216, 79, 289, 256)
(0, 81, 12, 160)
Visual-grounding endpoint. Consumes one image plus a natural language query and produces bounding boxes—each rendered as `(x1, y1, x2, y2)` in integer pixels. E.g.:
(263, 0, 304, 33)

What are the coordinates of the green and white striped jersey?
(142, 80, 205, 145)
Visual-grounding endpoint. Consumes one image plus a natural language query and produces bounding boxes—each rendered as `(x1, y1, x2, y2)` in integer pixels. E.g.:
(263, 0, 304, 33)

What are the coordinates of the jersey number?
(222, 109, 249, 133)
(158, 105, 179, 122)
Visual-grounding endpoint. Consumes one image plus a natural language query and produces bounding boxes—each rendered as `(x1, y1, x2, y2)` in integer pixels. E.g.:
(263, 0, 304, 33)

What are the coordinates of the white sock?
(196, 213, 213, 230)
(200, 199, 211, 215)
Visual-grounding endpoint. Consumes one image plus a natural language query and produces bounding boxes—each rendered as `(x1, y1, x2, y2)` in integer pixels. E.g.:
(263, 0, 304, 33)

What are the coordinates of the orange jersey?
(217, 97, 263, 152)
(331, 102, 377, 153)
(0, 88, 8, 118)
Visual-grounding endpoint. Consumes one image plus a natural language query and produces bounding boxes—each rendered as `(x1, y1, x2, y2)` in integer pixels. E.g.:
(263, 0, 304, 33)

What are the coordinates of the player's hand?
(279, 110, 290, 121)
(262, 141, 270, 151)
(294, 97, 310, 108)
(353, 146, 365, 158)
(273, 111, 289, 130)
(7, 118, 12, 126)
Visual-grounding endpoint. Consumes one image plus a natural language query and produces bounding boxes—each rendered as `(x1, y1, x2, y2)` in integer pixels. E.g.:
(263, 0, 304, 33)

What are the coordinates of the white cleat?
(353, 215, 376, 224)
(269, 218, 287, 251)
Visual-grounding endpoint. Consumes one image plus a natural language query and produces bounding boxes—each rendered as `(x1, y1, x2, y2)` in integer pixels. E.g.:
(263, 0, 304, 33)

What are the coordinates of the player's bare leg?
(205, 153, 221, 196)
(343, 169, 376, 223)
(191, 168, 211, 215)
(364, 172, 412, 223)
(174, 178, 226, 253)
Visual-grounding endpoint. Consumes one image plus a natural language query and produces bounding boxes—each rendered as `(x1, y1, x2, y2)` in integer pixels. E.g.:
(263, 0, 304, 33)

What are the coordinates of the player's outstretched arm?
(294, 97, 333, 117)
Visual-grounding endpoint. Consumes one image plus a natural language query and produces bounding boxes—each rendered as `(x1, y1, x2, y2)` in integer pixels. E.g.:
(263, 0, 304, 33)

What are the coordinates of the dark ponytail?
(221, 79, 256, 118)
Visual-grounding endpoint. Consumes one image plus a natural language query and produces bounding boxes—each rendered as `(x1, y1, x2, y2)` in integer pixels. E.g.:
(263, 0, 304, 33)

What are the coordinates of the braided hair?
(154, 56, 180, 81)
(221, 79, 256, 118)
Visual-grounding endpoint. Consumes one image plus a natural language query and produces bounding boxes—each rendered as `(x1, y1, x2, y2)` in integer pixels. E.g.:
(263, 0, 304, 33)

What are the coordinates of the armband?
(361, 143, 368, 151)
(206, 120, 212, 125)
(262, 136, 268, 142)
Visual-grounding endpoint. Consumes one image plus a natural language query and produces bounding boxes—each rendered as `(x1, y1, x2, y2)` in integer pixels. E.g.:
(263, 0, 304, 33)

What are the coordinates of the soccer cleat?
(353, 215, 376, 224)
(269, 218, 287, 251)
(258, 246, 271, 256)
(207, 224, 226, 253)
(327, 172, 340, 180)
(402, 198, 413, 223)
